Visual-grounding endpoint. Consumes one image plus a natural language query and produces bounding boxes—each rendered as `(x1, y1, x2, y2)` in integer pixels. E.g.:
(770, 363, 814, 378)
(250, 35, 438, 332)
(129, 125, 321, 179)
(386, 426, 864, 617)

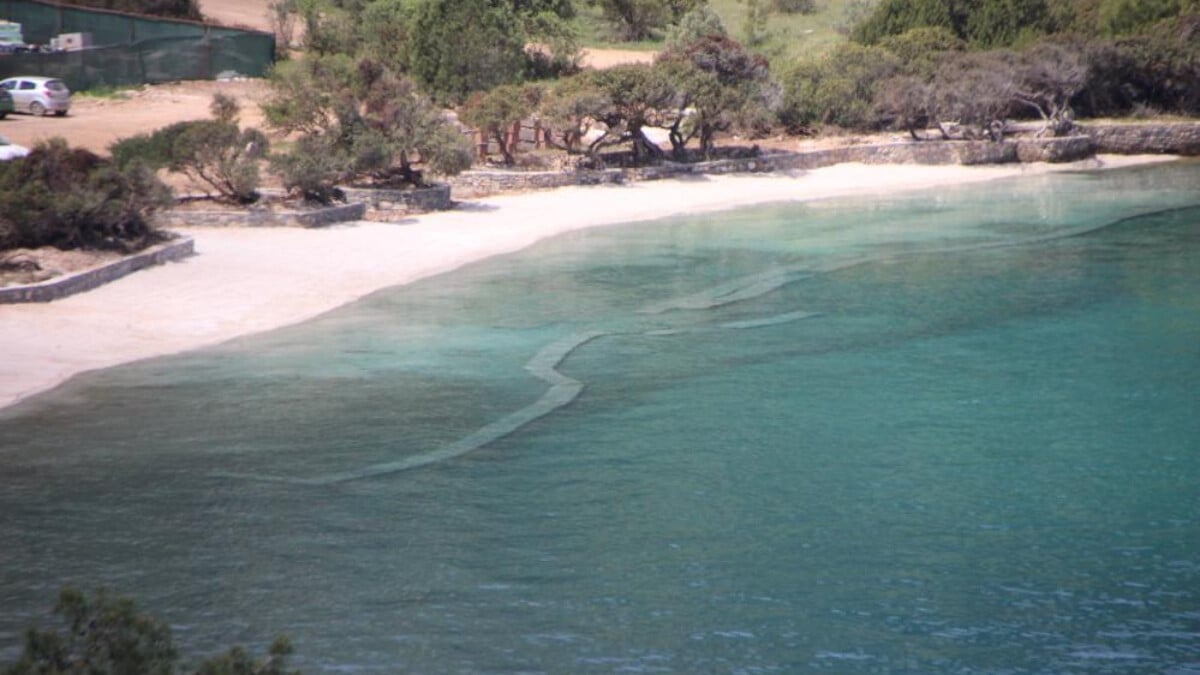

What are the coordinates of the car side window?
(0, 82, 11, 90)
(19, 81, 35, 90)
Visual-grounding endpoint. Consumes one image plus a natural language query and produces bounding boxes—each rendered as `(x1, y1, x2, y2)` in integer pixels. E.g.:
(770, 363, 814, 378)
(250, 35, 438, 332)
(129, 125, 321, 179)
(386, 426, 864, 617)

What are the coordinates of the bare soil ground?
(0, 79, 272, 154)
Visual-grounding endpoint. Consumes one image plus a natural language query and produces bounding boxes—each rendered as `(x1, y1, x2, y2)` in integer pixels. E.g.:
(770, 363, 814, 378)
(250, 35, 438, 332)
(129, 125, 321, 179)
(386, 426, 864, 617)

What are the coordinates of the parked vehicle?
(0, 76, 71, 116)
(0, 87, 13, 118)
(0, 134, 29, 160)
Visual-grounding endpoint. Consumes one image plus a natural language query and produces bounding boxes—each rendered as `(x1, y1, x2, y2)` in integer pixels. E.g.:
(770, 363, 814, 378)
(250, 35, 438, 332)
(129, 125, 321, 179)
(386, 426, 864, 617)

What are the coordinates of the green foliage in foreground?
(0, 139, 170, 253)
(1, 587, 299, 675)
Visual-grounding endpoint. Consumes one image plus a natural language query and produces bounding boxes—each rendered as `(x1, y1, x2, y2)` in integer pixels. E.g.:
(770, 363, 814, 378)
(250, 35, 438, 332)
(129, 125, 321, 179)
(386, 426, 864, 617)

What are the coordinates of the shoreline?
(0, 155, 1179, 412)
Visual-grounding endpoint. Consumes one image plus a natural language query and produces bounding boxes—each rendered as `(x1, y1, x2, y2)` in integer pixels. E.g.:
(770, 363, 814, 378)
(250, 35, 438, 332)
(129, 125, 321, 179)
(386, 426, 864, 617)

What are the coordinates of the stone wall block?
(0, 238, 195, 304)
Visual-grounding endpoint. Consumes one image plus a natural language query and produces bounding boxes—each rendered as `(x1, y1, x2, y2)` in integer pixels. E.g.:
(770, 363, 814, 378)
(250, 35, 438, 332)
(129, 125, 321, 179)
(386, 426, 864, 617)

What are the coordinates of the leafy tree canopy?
(263, 56, 473, 201)
(407, 0, 529, 104)
(460, 84, 543, 164)
(591, 0, 701, 41)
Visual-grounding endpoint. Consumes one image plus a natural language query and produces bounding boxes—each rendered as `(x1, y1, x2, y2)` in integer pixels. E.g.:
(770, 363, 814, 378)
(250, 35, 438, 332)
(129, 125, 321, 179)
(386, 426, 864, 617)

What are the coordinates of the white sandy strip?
(0, 156, 1174, 410)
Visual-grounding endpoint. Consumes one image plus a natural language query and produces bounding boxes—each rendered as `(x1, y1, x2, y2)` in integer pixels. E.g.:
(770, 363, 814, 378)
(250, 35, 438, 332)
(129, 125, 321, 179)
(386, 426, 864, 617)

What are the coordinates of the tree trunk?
(630, 126, 664, 164)
(493, 130, 514, 165)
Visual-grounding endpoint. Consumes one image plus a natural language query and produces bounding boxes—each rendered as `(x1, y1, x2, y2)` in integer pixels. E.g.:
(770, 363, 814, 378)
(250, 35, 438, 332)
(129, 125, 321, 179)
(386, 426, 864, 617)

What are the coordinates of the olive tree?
(460, 84, 542, 165)
(112, 94, 268, 204)
(263, 56, 473, 202)
(1010, 42, 1089, 136)
(593, 0, 700, 41)
(537, 76, 611, 154)
(657, 34, 777, 157)
(929, 50, 1016, 140)
(874, 74, 934, 139)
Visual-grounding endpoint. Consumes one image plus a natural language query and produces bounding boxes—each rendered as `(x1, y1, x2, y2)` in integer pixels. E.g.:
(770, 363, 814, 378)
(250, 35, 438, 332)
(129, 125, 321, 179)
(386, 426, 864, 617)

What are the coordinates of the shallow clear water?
(2, 162, 1199, 673)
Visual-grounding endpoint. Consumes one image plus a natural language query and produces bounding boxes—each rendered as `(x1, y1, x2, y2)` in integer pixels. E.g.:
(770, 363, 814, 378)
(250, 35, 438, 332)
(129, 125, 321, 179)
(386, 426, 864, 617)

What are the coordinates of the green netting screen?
(0, 0, 274, 89)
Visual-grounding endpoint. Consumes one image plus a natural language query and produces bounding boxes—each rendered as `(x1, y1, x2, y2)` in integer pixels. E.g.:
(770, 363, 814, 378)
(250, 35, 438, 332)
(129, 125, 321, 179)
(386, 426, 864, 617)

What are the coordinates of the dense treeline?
(763, 0, 1200, 142)
(281, 0, 1199, 157)
(854, 0, 1199, 45)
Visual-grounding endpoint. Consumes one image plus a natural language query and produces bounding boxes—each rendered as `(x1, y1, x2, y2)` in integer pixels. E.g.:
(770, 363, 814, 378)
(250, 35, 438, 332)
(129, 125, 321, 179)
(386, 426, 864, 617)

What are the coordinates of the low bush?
(110, 94, 269, 204)
(0, 139, 171, 253)
(2, 587, 299, 675)
(773, 0, 817, 14)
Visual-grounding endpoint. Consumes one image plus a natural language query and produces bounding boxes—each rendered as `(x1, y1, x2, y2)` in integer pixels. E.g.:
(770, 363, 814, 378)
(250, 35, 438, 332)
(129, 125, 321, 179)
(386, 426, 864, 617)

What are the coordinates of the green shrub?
(407, 0, 528, 104)
(268, 136, 348, 204)
(779, 43, 900, 130)
(109, 129, 178, 171)
(2, 587, 299, 675)
(1099, 0, 1190, 35)
(0, 139, 171, 253)
(878, 26, 966, 78)
(772, 0, 817, 14)
(110, 96, 269, 204)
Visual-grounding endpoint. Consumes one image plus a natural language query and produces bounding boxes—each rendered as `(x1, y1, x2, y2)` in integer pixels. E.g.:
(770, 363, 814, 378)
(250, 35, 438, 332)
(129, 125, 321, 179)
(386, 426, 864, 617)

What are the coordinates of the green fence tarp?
(0, 0, 273, 89)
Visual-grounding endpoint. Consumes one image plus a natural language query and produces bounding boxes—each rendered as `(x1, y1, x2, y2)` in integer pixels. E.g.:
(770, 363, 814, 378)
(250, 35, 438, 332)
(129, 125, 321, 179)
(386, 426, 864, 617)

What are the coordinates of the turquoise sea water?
(1, 162, 1199, 673)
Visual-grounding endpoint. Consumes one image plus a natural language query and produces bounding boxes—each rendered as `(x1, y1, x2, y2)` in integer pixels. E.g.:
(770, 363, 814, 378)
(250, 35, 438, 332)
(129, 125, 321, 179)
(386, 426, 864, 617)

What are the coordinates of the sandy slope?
(0, 156, 1172, 412)
(199, 0, 273, 31)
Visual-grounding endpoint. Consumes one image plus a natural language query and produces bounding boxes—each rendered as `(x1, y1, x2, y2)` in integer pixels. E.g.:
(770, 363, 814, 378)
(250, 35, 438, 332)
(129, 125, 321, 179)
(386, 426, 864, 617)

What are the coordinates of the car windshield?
(45, 80, 67, 91)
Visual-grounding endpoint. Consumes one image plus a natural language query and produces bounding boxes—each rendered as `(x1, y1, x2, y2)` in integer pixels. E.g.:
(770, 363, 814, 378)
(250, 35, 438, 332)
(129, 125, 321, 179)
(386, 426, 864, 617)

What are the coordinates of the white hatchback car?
(0, 134, 30, 160)
(0, 76, 71, 116)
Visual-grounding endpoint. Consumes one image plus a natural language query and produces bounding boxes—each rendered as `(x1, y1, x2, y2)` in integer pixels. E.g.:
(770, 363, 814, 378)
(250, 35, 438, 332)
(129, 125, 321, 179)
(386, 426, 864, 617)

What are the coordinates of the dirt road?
(1, 79, 270, 154)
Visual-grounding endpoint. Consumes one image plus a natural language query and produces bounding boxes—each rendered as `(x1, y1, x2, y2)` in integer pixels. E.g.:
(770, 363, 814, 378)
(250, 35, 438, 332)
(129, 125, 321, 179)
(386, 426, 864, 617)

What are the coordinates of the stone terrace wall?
(0, 237, 194, 304)
(450, 137, 1099, 196)
(1080, 122, 1200, 155)
(155, 202, 365, 229)
(339, 184, 453, 221)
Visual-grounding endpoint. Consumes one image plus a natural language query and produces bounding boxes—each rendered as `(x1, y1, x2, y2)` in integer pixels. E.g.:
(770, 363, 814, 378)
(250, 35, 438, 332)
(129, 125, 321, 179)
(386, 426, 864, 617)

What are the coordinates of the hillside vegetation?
(572, 0, 879, 61)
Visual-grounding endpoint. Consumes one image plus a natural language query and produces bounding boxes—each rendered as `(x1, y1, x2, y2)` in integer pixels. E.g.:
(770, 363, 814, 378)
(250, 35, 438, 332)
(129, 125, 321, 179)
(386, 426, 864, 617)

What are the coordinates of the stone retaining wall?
(155, 202, 365, 228)
(1080, 122, 1200, 156)
(339, 184, 453, 220)
(0, 237, 195, 304)
(449, 137, 1103, 196)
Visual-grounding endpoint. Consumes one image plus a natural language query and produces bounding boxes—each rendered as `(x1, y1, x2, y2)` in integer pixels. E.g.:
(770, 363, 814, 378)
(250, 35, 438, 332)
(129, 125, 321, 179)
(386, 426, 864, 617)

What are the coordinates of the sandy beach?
(0, 157, 1174, 411)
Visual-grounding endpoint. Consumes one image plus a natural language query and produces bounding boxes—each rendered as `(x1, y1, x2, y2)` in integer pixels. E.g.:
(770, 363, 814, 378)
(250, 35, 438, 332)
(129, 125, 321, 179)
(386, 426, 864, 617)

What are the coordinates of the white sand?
(0, 156, 1176, 410)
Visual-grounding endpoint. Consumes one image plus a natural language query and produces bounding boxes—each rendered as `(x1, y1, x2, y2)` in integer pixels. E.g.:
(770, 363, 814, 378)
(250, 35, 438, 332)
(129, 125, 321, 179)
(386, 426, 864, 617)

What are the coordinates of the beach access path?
(0, 158, 1173, 411)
